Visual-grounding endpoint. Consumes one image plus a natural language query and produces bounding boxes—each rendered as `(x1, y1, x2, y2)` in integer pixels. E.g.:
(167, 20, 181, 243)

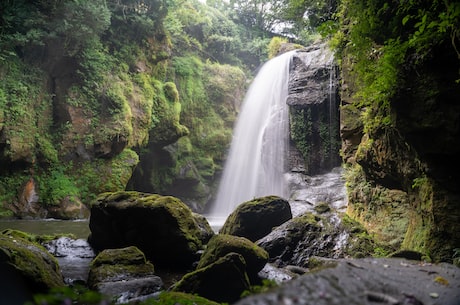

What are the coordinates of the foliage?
(27, 285, 110, 305)
(37, 167, 80, 206)
(332, 0, 459, 134)
(267, 36, 288, 58)
(290, 108, 312, 161)
(241, 279, 278, 298)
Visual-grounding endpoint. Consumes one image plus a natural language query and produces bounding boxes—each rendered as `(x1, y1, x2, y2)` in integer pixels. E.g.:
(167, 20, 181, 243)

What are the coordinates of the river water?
(0, 218, 90, 239)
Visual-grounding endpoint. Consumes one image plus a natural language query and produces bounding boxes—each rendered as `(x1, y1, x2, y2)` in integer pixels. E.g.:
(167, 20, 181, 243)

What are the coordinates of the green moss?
(197, 234, 268, 275)
(91, 246, 149, 267)
(145, 291, 220, 305)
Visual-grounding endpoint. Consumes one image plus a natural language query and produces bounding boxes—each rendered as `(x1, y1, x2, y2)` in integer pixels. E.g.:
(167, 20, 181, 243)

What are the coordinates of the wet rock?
(0, 230, 65, 304)
(88, 246, 163, 304)
(43, 236, 95, 284)
(193, 212, 215, 244)
(258, 263, 295, 284)
(220, 196, 292, 242)
(88, 191, 204, 268)
(257, 212, 375, 267)
(235, 258, 460, 305)
(172, 252, 250, 304)
(197, 234, 268, 281)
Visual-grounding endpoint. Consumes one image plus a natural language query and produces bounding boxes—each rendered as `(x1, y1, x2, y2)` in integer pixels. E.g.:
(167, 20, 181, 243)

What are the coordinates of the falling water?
(208, 51, 295, 225)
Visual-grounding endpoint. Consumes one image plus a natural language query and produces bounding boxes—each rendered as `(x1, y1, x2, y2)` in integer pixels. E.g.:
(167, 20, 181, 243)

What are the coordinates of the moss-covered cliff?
(336, 0, 460, 262)
(0, 0, 247, 217)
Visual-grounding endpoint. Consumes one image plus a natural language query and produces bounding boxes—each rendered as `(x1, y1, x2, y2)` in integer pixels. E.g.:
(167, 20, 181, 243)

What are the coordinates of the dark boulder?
(197, 234, 268, 281)
(220, 196, 292, 241)
(172, 252, 250, 303)
(87, 246, 163, 304)
(0, 230, 65, 304)
(88, 191, 205, 268)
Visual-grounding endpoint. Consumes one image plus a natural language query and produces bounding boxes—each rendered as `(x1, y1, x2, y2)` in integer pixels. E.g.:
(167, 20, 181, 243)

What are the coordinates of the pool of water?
(0, 219, 91, 239)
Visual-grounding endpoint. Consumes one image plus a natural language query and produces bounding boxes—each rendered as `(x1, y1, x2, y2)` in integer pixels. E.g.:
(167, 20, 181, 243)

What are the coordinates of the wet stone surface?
(236, 258, 460, 305)
(43, 237, 95, 284)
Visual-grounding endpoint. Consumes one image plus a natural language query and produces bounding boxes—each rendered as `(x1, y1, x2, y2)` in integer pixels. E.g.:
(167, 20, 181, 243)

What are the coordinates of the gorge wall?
(338, 0, 460, 262)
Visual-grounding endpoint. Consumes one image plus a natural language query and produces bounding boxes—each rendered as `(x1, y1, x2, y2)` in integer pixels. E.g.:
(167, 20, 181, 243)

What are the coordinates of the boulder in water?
(87, 246, 163, 304)
(220, 196, 292, 241)
(88, 191, 205, 268)
(197, 234, 268, 281)
(172, 252, 250, 303)
(0, 230, 65, 304)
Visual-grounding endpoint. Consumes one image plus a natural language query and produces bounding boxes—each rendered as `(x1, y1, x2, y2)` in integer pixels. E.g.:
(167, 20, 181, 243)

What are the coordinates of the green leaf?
(402, 15, 411, 25)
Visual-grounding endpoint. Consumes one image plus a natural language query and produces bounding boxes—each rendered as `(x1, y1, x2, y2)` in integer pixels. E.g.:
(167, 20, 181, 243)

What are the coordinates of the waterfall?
(208, 51, 295, 225)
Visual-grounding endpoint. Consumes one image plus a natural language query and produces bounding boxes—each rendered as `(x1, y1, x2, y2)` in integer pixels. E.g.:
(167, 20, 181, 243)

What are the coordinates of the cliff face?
(340, 17, 460, 261)
(287, 44, 341, 175)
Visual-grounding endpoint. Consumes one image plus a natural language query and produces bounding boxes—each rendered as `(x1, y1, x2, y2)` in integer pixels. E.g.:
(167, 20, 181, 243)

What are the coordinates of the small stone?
(429, 292, 439, 298)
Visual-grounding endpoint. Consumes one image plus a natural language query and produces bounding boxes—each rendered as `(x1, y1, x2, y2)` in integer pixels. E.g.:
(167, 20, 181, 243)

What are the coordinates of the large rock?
(257, 213, 375, 267)
(197, 234, 268, 281)
(235, 258, 460, 305)
(220, 196, 292, 241)
(172, 252, 250, 303)
(88, 191, 205, 268)
(88, 246, 163, 304)
(0, 230, 65, 304)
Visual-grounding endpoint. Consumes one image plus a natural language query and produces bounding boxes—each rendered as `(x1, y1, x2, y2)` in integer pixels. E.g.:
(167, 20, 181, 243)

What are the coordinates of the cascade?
(207, 51, 295, 225)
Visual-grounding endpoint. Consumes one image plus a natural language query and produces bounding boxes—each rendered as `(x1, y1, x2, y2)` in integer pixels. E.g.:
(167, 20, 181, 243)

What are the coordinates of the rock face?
(0, 230, 65, 304)
(197, 234, 268, 281)
(220, 196, 292, 242)
(88, 191, 205, 268)
(287, 43, 341, 175)
(172, 252, 250, 303)
(88, 246, 163, 304)
(235, 258, 460, 305)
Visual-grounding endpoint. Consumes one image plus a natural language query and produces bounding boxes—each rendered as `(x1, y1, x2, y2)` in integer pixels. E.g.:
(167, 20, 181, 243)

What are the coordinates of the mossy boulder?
(88, 191, 204, 268)
(197, 234, 268, 281)
(88, 246, 163, 303)
(0, 230, 65, 304)
(220, 196, 292, 242)
(172, 252, 250, 303)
